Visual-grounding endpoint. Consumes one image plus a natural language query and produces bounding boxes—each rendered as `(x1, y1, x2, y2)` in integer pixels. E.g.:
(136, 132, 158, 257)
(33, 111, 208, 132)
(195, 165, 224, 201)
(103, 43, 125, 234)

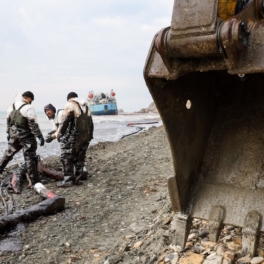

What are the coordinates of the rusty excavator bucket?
(144, 0, 264, 256)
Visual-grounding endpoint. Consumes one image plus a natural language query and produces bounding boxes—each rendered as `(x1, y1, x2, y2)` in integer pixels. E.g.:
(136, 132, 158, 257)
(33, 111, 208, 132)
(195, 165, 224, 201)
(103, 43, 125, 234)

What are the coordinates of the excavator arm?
(144, 0, 264, 256)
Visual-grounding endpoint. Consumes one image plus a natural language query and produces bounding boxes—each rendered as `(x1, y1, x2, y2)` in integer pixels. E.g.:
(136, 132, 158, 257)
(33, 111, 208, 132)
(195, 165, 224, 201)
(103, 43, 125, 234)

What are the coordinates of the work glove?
(45, 134, 53, 143)
(57, 133, 62, 143)
(38, 135, 45, 146)
(7, 132, 10, 141)
(48, 130, 56, 135)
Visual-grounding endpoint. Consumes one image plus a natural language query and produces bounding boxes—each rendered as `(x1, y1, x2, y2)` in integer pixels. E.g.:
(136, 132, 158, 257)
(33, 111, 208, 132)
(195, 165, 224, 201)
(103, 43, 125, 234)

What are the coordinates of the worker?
(56, 92, 94, 187)
(0, 92, 45, 184)
(43, 104, 63, 143)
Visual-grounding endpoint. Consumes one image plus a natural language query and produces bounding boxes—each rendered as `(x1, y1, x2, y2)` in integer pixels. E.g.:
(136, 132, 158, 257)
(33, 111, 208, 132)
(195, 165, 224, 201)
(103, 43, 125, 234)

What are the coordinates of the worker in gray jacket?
(56, 92, 94, 186)
(0, 91, 44, 184)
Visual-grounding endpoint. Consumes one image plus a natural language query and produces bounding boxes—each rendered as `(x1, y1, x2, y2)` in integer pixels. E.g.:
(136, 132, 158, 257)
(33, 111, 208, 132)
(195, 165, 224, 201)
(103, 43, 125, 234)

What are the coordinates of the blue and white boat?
(87, 90, 118, 115)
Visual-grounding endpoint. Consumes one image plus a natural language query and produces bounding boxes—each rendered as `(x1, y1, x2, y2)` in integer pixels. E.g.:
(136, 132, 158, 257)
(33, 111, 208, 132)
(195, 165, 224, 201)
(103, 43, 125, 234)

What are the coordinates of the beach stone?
(237, 254, 251, 264)
(165, 253, 178, 264)
(223, 235, 232, 242)
(258, 249, 264, 257)
(193, 242, 205, 254)
(125, 235, 135, 240)
(223, 259, 232, 264)
(207, 252, 217, 259)
(188, 233, 197, 240)
(185, 242, 193, 248)
(201, 241, 216, 250)
(226, 241, 240, 251)
(234, 237, 242, 246)
(119, 242, 129, 253)
(215, 244, 226, 256)
(178, 252, 204, 264)
(104, 255, 121, 264)
(190, 229, 198, 234)
(250, 257, 264, 263)
(133, 241, 143, 248)
(204, 254, 223, 264)
(224, 251, 235, 261)
(199, 230, 209, 238)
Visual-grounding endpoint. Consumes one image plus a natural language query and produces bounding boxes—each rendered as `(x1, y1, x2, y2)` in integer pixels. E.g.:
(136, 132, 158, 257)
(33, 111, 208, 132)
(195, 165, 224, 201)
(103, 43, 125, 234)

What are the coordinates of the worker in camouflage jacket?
(0, 91, 45, 184)
(56, 92, 94, 187)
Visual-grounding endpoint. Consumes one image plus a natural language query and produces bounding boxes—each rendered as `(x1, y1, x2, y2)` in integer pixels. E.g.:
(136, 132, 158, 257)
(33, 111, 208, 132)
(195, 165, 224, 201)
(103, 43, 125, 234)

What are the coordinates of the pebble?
(223, 235, 232, 242)
(204, 255, 223, 264)
(178, 252, 204, 264)
(251, 257, 264, 263)
(133, 241, 143, 248)
(237, 254, 251, 264)
(104, 255, 121, 264)
(226, 241, 240, 251)
(23, 245, 30, 251)
(188, 233, 197, 240)
(201, 241, 216, 250)
(193, 242, 205, 254)
(199, 230, 209, 238)
(125, 235, 135, 239)
(226, 226, 234, 231)
(165, 253, 178, 264)
(65, 242, 71, 247)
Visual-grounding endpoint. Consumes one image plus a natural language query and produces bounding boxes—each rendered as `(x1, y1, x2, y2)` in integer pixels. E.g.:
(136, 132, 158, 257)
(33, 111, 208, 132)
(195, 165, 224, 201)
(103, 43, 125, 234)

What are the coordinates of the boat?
(87, 90, 118, 115)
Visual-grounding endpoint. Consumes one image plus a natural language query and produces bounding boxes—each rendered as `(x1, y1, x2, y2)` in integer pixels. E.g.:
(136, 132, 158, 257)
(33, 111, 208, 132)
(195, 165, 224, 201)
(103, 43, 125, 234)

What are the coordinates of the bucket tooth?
(174, 212, 192, 248)
(208, 206, 225, 242)
(168, 175, 181, 212)
(242, 211, 261, 257)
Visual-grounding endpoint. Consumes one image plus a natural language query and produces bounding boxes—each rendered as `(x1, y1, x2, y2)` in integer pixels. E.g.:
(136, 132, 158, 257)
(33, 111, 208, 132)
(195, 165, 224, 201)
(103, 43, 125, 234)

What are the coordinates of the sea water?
(0, 112, 161, 166)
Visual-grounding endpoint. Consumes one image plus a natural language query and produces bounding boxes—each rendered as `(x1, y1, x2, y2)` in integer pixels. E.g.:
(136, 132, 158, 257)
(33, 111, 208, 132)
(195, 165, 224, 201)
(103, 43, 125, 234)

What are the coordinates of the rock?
(204, 254, 223, 264)
(165, 253, 178, 264)
(215, 244, 226, 256)
(133, 241, 143, 248)
(185, 242, 193, 248)
(199, 230, 209, 238)
(193, 242, 205, 254)
(201, 241, 216, 250)
(223, 235, 232, 242)
(23, 245, 30, 251)
(226, 241, 240, 251)
(188, 233, 197, 240)
(251, 257, 264, 263)
(104, 255, 121, 264)
(119, 242, 130, 253)
(258, 249, 264, 257)
(234, 237, 242, 246)
(178, 252, 204, 264)
(224, 251, 235, 262)
(65, 242, 71, 247)
(125, 235, 135, 240)
(237, 254, 251, 264)
(223, 259, 232, 264)
(190, 229, 198, 234)
(226, 226, 234, 231)
(207, 252, 217, 259)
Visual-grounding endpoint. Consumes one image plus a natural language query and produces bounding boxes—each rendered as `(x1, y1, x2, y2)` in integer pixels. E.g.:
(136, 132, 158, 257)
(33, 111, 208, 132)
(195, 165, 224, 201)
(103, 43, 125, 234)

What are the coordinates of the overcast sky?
(0, 0, 173, 112)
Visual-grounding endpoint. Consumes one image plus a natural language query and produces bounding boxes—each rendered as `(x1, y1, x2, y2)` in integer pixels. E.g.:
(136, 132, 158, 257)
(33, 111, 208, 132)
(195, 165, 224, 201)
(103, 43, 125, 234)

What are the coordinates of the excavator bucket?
(144, 0, 264, 256)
